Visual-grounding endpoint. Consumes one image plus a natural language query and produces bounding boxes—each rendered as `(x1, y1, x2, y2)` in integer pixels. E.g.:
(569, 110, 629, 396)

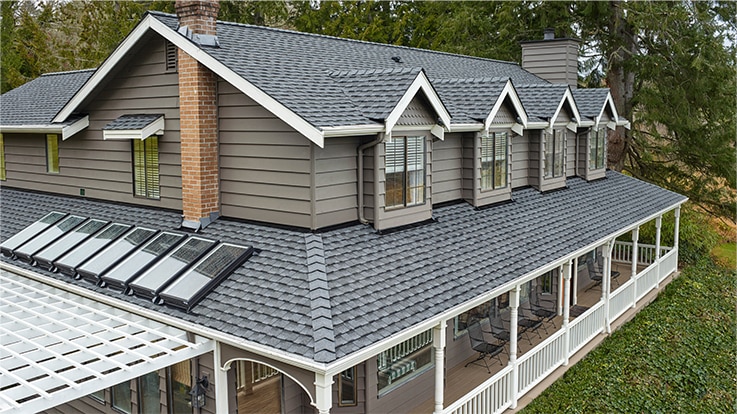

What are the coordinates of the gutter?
(357, 134, 384, 224)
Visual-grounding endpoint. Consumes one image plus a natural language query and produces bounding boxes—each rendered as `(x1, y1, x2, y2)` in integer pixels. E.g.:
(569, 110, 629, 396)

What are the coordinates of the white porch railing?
(568, 301, 605, 355)
(517, 329, 567, 395)
(612, 241, 671, 265)
(444, 366, 513, 414)
(609, 278, 635, 321)
(443, 244, 679, 414)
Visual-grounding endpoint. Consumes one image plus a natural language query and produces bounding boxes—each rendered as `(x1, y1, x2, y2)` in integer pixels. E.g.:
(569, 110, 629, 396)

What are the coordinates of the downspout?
(357, 134, 384, 224)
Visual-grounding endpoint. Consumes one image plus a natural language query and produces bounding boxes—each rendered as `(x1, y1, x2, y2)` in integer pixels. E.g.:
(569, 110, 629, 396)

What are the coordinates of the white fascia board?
(550, 87, 582, 131)
(103, 116, 165, 140)
(526, 121, 549, 129)
(323, 197, 688, 375)
(485, 79, 528, 130)
(579, 119, 595, 128)
(385, 71, 452, 138)
(616, 119, 631, 130)
(61, 115, 89, 140)
(322, 124, 383, 137)
(54, 15, 326, 148)
(449, 123, 484, 132)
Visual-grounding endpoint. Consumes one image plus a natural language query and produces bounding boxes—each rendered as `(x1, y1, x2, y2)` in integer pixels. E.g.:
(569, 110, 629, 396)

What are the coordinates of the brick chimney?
(520, 28, 579, 89)
(176, 0, 220, 230)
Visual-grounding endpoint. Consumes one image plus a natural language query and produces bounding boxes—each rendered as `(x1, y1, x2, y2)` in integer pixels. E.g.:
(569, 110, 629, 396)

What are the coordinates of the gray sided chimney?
(521, 28, 579, 89)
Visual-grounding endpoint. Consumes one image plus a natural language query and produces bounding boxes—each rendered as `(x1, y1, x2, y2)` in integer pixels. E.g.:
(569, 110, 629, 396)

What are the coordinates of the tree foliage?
(2, 0, 734, 219)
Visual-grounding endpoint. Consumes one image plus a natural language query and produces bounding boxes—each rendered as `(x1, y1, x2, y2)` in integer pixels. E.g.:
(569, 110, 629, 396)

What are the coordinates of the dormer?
(517, 84, 580, 192)
(573, 88, 625, 181)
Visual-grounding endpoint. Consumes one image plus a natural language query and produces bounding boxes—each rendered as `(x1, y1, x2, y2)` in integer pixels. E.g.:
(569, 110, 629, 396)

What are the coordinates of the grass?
(712, 242, 736, 269)
(521, 257, 736, 414)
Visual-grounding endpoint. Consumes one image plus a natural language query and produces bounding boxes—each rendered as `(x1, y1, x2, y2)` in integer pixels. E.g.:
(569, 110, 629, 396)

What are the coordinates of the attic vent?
(391, 56, 402, 63)
(165, 41, 177, 72)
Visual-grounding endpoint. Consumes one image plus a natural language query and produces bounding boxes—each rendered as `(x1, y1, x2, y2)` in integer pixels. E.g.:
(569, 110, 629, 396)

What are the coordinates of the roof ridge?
(434, 76, 508, 84)
(329, 67, 422, 78)
(304, 234, 336, 363)
(149, 11, 525, 68)
(41, 68, 96, 77)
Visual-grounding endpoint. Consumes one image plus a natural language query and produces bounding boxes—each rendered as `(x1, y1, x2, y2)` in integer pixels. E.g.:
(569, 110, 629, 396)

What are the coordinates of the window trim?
(480, 131, 509, 191)
(384, 135, 427, 210)
(88, 388, 106, 405)
(543, 129, 565, 178)
(338, 366, 358, 407)
(138, 370, 161, 414)
(132, 136, 160, 200)
(589, 127, 606, 171)
(377, 329, 434, 396)
(111, 380, 132, 414)
(45, 134, 59, 174)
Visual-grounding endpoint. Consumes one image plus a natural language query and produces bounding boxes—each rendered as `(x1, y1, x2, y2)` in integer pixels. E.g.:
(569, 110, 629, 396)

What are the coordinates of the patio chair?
(585, 257, 603, 292)
(489, 310, 522, 354)
(596, 249, 621, 287)
(464, 319, 504, 373)
(531, 285, 557, 334)
(518, 302, 543, 344)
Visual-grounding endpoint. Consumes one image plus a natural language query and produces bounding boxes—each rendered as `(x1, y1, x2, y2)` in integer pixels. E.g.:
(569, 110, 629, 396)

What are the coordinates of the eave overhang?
(102, 114, 164, 140)
(0, 116, 89, 140)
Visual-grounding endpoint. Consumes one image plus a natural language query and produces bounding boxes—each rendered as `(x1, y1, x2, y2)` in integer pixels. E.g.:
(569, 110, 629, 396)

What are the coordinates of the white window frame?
(132, 136, 160, 199)
(385, 136, 426, 209)
(589, 127, 606, 170)
(544, 129, 565, 178)
(46, 133, 59, 174)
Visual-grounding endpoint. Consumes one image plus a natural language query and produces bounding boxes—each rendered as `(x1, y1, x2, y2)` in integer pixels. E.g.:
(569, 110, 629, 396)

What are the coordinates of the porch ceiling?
(0, 269, 213, 413)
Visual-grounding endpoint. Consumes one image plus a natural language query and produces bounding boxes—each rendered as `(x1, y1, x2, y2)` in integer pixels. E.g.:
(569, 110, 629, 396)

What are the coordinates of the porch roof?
(0, 172, 686, 366)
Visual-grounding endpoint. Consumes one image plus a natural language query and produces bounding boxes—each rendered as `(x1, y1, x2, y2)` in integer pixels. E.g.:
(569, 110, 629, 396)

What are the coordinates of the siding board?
(431, 134, 462, 204)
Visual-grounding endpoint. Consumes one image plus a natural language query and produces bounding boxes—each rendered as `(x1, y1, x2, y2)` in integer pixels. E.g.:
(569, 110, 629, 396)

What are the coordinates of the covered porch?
(414, 207, 682, 414)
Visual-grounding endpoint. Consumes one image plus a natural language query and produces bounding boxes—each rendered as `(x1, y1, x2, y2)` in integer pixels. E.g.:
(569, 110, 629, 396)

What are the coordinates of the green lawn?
(712, 242, 736, 270)
(521, 258, 736, 414)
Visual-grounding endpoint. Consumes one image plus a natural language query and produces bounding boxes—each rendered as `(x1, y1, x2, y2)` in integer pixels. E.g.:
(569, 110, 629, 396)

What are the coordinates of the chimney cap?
(544, 28, 555, 40)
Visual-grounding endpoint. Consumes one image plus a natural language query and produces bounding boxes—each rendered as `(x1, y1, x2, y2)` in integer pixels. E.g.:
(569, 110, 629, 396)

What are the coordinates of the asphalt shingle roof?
(149, 12, 545, 128)
(0, 171, 686, 363)
(516, 84, 572, 121)
(572, 88, 612, 120)
(104, 114, 164, 130)
(0, 70, 94, 126)
(432, 78, 509, 123)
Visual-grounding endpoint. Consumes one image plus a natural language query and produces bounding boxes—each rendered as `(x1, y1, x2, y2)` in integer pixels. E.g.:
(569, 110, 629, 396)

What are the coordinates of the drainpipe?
(357, 134, 384, 224)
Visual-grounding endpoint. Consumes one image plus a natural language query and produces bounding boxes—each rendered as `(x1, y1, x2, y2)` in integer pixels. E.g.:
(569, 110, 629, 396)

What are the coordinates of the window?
(89, 388, 105, 404)
(455, 301, 492, 337)
(385, 136, 425, 208)
(543, 130, 564, 178)
(168, 360, 192, 414)
(133, 137, 160, 199)
(539, 269, 557, 294)
(338, 366, 357, 406)
(111, 381, 132, 414)
(480, 132, 508, 190)
(589, 128, 606, 170)
(139, 370, 161, 414)
(46, 134, 59, 173)
(0, 133, 5, 180)
(377, 329, 433, 394)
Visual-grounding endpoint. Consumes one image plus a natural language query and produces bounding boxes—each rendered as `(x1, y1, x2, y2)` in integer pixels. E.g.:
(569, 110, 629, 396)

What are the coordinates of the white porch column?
(674, 206, 681, 250)
(314, 373, 333, 414)
(214, 341, 231, 414)
(603, 240, 613, 334)
(562, 260, 572, 366)
(433, 320, 447, 414)
(572, 257, 578, 305)
(509, 285, 520, 409)
(655, 215, 662, 287)
(631, 227, 640, 309)
(557, 264, 564, 315)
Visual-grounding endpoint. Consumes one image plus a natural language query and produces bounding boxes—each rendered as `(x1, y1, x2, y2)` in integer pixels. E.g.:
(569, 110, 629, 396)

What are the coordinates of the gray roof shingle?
(0, 171, 686, 363)
(516, 84, 570, 120)
(104, 114, 164, 130)
(149, 12, 545, 128)
(0, 70, 94, 126)
(572, 88, 611, 120)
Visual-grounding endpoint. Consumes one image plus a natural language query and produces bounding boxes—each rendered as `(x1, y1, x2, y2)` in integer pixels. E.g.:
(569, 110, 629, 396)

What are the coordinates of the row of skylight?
(0, 212, 253, 312)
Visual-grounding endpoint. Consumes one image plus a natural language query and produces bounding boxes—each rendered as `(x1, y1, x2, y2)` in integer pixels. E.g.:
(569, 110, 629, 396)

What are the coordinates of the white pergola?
(0, 269, 214, 413)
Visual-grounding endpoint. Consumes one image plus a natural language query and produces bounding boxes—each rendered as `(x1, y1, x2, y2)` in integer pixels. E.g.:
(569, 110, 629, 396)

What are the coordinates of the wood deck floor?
(411, 262, 642, 414)
(236, 376, 281, 414)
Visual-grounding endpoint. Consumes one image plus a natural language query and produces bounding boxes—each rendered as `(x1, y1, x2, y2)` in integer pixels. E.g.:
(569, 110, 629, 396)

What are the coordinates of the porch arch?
(222, 357, 316, 406)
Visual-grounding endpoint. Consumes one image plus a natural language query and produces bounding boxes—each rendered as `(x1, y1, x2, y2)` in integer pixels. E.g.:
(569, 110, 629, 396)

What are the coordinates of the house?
(0, 2, 686, 414)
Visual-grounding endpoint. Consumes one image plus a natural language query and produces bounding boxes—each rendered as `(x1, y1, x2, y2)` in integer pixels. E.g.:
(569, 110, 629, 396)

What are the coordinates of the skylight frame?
(159, 243, 254, 312)
(32, 218, 109, 271)
(127, 236, 217, 301)
(0, 212, 67, 258)
(54, 223, 132, 277)
(12, 215, 87, 264)
(76, 227, 158, 285)
(100, 231, 186, 292)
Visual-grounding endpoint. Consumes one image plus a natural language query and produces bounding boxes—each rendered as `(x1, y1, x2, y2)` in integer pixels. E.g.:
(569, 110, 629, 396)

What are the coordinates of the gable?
(490, 98, 517, 125)
(396, 93, 436, 126)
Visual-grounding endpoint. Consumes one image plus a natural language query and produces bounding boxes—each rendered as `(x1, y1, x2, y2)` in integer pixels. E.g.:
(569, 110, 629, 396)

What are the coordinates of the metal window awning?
(102, 114, 164, 140)
(0, 269, 213, 413)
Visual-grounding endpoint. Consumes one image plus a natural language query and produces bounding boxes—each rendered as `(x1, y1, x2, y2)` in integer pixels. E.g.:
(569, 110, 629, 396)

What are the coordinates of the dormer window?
(480, 132, 508, 190)
(544, 129, 565, 178)
(589, 128, 606, 170)
(385, 136, 425, 208)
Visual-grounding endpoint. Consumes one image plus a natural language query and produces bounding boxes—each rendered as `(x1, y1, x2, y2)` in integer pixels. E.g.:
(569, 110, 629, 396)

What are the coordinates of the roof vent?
(165, 41, 178, 72)
(544, 28, 555, 40)
(391, 56, 402, 63)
